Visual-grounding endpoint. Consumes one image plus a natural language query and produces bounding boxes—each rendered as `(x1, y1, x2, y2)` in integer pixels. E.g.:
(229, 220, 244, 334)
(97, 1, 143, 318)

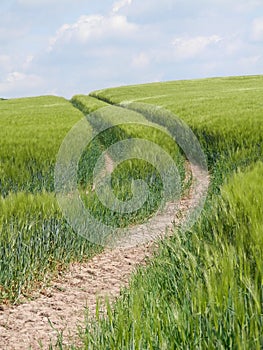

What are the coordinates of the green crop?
(0, 96, 83, 195)
(0, 95, 185, 302)
(91, 75, 263, 166)
(73, 162, 262, 350)
(60, 75, 263, 349)
(0, 96, 105, 301)
(1, 76, 262, 349)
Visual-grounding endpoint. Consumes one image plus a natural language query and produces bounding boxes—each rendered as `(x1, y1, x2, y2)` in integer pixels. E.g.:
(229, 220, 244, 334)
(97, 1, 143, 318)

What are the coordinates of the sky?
(0, 0, 263, 98)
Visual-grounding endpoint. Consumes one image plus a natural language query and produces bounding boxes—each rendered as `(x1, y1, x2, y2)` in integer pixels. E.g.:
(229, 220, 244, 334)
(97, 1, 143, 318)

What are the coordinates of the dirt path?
(0, 164, 209, 350)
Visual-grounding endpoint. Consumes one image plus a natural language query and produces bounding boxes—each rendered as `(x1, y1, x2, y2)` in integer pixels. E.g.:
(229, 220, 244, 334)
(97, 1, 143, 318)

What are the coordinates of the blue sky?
(0, 0, 262, 98)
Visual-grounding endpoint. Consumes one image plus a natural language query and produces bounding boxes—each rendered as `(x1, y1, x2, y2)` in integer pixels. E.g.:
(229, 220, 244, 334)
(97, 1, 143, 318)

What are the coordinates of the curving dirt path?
(0, 164, 209, 350)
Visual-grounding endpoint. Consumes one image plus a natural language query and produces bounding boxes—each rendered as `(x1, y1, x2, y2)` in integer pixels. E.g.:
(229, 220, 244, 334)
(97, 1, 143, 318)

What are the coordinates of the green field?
(71, 75, 263, 349)
(0, 75, 262, 348)
(0, 96, 101, 301)
(0, 93, 184, 301)
(75, 162, 263, 350)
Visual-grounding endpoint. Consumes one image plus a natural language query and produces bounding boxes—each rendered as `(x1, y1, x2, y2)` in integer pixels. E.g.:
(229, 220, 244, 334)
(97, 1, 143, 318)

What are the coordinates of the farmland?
(75, 161, 263, 349)
(70, 75, 263, 349)
(0, 75, 262, 348)
(0, 96, 103, 301)
(0, 94, 184, 302)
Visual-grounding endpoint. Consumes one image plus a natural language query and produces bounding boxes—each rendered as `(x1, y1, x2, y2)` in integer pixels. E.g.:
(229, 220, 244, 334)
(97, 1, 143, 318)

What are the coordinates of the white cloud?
(48, 14, 138, 51)
(172, 35, 222, 59)
(6, 72, 27, 83)
(252, 17, 263, 41)
(112, 0, 133, 13)
(0, 54, 36, 79)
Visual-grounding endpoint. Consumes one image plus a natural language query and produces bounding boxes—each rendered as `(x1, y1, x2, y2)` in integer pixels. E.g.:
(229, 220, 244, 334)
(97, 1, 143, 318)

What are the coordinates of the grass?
(71, 94, 109, 114)
(0, 96, 105, 302)
(0, 76, 262, 348)
(0, 95, 185, 302)
(57, 75, 262, 349)
(0, 96, 84, 195)
(0, 192, 102, 302)
(90, 75, 263, 165)
(73, 161, 262, 350)
(72, 97, 186, 230)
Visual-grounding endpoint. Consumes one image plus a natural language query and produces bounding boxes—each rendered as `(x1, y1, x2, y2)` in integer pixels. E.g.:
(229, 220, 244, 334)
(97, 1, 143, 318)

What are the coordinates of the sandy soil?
(0, 164, 209, 349)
